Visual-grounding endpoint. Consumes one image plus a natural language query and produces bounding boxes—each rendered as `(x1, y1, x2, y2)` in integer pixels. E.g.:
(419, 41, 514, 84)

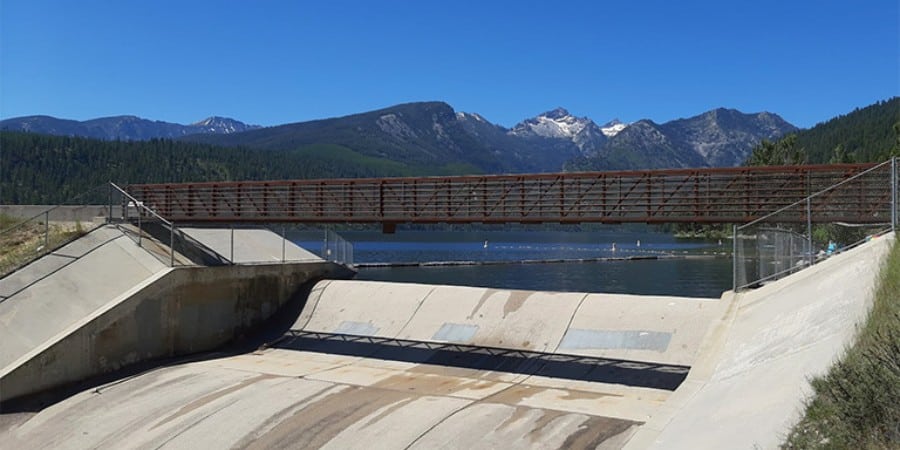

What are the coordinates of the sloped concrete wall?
(0, 261, 354, 403)
(297, 279, 725, 365)
(626, 233, 895, 449)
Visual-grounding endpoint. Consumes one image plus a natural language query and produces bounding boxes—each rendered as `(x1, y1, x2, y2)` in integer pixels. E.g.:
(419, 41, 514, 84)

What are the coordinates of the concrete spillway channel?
(0, 224, 894, 449)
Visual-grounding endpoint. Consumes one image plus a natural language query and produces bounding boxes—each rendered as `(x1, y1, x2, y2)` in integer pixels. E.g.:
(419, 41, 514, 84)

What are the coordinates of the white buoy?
(636, 239, 641, 247)
(611, 243, 617, 252)
(483, 240, 488, 249)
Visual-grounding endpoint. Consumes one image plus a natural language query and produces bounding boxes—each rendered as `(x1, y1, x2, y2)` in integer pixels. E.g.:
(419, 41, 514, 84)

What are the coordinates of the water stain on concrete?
(468, 289, 497, 319)
(245, 385, 418, 449)
(502, 291, 533, 318)
(372, 371, 503, 397)
(487, 383, 617, 405)
(560, 416, 640, 449)
(151, 373, 276, 430)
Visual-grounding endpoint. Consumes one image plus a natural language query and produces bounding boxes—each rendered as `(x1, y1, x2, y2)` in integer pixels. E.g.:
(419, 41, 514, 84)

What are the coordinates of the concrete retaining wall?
(297, 280, 725, 365)
(0, 205, 109, 223)
(0, 261, 354, 403)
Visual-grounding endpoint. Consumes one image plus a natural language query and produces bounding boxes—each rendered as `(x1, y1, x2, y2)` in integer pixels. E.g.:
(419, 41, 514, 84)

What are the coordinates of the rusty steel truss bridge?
(125, 163, 897, 230)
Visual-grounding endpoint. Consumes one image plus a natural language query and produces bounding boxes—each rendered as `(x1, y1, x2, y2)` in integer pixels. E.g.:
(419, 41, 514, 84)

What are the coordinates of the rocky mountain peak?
(542, 107, 572, 120)
(600, 119, 627, 137)
(511, 108, 591, 138)
(192, 116, 260, 134)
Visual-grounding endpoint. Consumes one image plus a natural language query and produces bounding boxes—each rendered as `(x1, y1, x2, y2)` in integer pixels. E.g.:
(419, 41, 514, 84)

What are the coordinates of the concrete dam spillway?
(0, 222, 894, 449)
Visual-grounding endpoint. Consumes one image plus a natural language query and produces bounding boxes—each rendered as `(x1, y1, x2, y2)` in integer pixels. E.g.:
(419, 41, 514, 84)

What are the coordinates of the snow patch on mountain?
(191, 116, 260, 134)
(601, 119, 627, 137)
(456, 111, 487, 123)
(509, 108, 593, 139)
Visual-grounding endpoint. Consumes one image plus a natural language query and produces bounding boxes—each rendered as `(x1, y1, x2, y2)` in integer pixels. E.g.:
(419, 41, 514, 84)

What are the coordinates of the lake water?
(292, 228, 732, 298)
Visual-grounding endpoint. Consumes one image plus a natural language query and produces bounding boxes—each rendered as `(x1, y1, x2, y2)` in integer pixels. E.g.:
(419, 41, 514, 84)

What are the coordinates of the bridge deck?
(126, 163, 893, 225)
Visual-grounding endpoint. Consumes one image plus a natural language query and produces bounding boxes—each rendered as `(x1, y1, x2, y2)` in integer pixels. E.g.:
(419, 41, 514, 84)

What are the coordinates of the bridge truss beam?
(126, 163, 892, 226)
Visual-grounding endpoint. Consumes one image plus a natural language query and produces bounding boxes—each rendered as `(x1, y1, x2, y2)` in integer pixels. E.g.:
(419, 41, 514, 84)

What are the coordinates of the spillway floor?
(2, 337, 679, 449)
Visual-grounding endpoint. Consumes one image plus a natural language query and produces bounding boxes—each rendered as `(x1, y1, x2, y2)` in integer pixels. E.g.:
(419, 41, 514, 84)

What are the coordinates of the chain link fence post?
(892, 157, 897, 233)
(169, 222, 175, 266)
(732, 224, 738, 292)
(44, 211, 49, 250)
(806, 197, 813, 266)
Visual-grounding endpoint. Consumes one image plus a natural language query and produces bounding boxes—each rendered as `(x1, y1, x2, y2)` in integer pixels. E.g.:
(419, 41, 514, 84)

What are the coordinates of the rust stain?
(151, 374, 276, 430)
(487, 384, 540, 404)
(502, 290, 533, 318)
(406, 363, 513, 383)
(487, 384, 619, 406)
(372, 371, 503, 397)
(561, 389, 623, 401)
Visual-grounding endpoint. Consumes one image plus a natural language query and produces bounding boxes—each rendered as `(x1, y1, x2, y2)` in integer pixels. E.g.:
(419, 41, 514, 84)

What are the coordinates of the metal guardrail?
(109, 183, 354, 268)
(733, 158, 898, 291)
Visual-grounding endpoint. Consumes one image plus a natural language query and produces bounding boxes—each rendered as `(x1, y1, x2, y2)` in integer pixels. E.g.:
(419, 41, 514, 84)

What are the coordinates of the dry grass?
(0, 214, 86, 277)
(783, 238, 900, 448)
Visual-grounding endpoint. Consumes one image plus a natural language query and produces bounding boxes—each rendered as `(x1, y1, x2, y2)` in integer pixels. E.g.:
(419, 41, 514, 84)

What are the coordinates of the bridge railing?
(733, 158, 897, 291)
(124, 164, 886, 225)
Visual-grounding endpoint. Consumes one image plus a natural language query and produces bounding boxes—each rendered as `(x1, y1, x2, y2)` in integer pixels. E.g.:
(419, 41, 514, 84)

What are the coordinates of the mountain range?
(0, 115, 260, 140)
(1, 102, 797, 172)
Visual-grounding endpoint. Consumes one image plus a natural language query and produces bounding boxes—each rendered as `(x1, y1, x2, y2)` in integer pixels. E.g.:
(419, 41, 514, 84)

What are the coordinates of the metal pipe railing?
(108, 182, 232, 267)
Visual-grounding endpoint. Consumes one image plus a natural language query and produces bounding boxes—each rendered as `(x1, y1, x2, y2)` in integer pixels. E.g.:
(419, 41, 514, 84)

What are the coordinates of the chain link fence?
(322, 228, 354, 266)
(734, 158, 898, 291)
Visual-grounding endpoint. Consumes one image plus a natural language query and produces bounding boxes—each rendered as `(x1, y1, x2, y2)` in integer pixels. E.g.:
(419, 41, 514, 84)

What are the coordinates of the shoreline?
(355, 253, 726, 268)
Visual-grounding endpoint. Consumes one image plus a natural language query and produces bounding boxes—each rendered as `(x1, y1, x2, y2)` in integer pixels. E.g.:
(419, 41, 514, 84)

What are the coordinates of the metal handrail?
(109, 182, 173, 227)
(108, 182, 232, 267)
(0, 184, 107, 236)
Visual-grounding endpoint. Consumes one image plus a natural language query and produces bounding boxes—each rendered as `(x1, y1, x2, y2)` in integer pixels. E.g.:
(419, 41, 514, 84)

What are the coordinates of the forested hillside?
(801, 97, 899, 163)
(0, 132, 473, 204)
(747, 97, 899, 165)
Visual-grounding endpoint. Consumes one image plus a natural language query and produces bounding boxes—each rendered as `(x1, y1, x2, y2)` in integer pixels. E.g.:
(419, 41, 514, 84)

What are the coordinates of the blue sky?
(1, 0, 897, 128)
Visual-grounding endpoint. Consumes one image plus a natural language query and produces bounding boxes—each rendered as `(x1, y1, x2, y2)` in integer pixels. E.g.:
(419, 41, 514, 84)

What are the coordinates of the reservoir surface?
(294, 228, 732, 298)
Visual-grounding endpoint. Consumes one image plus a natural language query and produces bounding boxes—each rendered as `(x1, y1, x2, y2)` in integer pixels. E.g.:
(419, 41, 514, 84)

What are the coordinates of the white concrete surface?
(5, 230, 891, 449)
(562, 293, 727, 366)
(299, 280, 723, 366)
(0, 224, 353, 403)
(2, 346, 651, 449)
(626, 233, 895, 449)
(180, 227, 321, 263)
(0, 226, 167, 370)
(301, 280, 436, 338)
